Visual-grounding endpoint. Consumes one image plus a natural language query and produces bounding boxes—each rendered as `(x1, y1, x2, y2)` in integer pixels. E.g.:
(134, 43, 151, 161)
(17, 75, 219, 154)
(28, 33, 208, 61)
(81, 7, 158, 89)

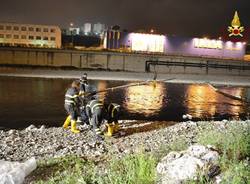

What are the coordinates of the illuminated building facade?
(104, 30, 247, 59)
(0, 22, 61, 48)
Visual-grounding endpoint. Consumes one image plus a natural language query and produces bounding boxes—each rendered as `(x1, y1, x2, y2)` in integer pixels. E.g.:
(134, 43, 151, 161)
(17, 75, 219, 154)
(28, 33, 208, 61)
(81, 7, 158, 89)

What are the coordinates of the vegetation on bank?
(30, 122, 249, 184)
(34, 153, 156, 184)
(195, 123, 250, 184)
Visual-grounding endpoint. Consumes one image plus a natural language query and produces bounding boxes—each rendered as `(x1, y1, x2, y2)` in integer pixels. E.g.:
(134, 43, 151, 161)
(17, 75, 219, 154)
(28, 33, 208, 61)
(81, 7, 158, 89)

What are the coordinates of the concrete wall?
(0, 47, 250, 76)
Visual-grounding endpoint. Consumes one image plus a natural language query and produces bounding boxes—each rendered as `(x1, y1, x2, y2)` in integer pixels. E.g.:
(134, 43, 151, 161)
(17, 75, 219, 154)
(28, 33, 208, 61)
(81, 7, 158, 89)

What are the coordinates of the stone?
(202, 151, 219, 163)
(39, 125, 45, 131)
(157, 154, 205, 183)
(157, 145, 221, 184)
(25, 125, 36, 131)
(187, 145, 208, 157)
(8, 129, 15, 135)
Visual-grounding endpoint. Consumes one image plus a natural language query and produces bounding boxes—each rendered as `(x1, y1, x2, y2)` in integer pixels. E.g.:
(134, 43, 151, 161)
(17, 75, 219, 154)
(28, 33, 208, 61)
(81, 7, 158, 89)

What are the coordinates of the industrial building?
(103, 30, 247, 60)
(0, 22, 61, 48)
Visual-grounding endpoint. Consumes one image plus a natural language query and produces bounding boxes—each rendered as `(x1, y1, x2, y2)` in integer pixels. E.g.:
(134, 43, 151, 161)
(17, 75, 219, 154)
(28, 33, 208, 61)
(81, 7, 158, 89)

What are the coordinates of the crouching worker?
(63, 80, 81, 133)
(105, 103, 121, 137)
(86, 99, 106, 140)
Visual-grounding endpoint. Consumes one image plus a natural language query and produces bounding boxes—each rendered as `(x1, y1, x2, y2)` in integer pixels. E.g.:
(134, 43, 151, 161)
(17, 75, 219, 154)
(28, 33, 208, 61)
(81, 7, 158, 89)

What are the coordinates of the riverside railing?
(145, 60, 250, 74)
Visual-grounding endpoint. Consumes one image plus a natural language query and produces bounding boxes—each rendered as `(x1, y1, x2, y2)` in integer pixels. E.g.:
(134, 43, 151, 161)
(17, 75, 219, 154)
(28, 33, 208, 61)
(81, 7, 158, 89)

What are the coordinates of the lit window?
(28, 36, 34, 40)
(14, 35, 19, 39)
(43, 28, 48, 32)
(6, 34, 11, 38)
(50, 37, 56, 41)
(28, 27, 34, 31)
(50, 28, 55, 33)
(21, 27, 27, 31)
(6, 26, 12, 30)
(36, 36, 41, 40)
(0, 34, 4, 38)
(0, 25, 4, 30)
(43, 36, 48, 40)
(14, 26, 19, 31)
(36, 28, 41, 32)
(21, 35, 26, 39)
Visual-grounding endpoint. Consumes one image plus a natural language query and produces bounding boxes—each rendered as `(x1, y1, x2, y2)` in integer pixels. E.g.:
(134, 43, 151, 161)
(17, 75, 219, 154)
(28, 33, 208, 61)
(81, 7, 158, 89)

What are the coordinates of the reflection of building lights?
(186, 85, 244, 118)
(124, 83, 165, 116)
(186, 85, 217, 118)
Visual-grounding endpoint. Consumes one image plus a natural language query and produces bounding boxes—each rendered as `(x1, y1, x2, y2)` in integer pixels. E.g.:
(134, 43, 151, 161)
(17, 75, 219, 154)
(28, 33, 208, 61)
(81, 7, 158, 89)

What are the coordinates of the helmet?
(80, 73, 88, 83)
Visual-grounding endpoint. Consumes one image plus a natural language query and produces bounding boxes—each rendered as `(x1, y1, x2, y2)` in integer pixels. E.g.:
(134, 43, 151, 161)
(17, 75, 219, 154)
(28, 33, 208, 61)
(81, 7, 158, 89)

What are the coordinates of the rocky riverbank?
(1, 119, 249, 183)
(0, 120, 249, 162)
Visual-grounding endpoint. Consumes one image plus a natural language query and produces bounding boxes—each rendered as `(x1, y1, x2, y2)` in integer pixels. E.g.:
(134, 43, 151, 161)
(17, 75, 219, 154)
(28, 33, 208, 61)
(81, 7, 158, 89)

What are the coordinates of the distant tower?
(83, 23, 92, 35)
(93, 23, 106, 36)
(228, 11, 244, 37)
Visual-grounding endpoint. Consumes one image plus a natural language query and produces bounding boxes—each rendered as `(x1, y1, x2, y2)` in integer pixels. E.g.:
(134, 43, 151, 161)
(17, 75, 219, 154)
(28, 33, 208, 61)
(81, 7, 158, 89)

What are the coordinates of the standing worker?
(63, 80, 81, 133)
(79, 73, 91, 124)
(79, 73, 89, 95)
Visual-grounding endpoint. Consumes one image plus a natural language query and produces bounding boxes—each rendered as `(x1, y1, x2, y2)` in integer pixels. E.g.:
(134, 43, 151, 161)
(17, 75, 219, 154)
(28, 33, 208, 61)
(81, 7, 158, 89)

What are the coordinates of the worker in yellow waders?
(63, 80, 81, 133)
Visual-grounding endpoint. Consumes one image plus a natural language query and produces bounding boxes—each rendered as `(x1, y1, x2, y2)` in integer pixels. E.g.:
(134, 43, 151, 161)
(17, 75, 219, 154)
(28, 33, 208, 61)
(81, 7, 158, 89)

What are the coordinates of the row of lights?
(203, 36, 246, 45)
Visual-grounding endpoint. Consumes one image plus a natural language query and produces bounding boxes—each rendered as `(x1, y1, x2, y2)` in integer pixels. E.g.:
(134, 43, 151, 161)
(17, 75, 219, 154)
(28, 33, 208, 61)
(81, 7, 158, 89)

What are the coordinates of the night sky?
(0, 0, 249, 37)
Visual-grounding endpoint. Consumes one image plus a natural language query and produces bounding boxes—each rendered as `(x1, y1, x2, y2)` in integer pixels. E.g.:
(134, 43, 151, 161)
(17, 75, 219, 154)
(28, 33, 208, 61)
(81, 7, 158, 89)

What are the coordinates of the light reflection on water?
(185, 85, 244, 119)
(0, 76, 249, 128)
(124, 83, 165, 116)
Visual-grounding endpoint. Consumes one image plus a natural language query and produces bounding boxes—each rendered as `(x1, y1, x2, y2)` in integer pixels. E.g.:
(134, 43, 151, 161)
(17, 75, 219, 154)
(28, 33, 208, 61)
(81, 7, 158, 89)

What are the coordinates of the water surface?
(0, 76, 249, 128)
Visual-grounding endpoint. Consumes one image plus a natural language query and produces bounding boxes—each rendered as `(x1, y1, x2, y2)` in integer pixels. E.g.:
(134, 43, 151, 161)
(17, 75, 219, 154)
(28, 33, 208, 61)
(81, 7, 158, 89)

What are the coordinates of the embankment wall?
(0, 47, 249, 76)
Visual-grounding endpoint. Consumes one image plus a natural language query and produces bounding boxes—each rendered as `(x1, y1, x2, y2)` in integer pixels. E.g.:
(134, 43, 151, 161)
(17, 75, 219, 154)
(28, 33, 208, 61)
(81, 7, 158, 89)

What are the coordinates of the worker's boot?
(104, 124, 114, 137)
(113, 123, 120, 133)
(71, 120, 80, 133)
(63, 115, 71, 129)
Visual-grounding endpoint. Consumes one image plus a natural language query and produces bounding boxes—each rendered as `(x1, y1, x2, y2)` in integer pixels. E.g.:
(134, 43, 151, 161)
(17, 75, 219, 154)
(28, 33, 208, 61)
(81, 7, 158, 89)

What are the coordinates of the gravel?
(0, 120, 249, 162)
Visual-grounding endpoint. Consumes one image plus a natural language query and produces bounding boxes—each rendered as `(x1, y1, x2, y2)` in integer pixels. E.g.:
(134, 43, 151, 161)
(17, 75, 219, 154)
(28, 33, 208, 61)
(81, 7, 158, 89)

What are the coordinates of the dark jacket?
(64, 87, 80, 106)
(107, 103, 120, 123)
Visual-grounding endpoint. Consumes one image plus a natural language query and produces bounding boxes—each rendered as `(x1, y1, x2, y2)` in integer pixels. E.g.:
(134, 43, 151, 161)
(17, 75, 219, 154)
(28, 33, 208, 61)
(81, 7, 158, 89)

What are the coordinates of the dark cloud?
(0, 0, 249, 36)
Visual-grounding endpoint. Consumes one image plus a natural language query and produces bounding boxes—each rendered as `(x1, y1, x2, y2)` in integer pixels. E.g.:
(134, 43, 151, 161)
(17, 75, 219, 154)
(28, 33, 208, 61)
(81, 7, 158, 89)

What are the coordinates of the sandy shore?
(0, 66, 250, 86)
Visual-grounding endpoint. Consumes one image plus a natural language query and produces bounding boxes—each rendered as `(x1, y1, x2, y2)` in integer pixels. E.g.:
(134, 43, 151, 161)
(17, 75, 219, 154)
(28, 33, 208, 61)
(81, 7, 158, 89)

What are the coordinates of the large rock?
(0, 157, 37, 184)
(156, 145, 220, 184)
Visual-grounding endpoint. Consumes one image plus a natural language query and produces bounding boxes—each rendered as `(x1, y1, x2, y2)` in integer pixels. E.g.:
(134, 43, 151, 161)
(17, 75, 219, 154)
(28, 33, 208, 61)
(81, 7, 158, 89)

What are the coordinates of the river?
(0, 76, 249, 128)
